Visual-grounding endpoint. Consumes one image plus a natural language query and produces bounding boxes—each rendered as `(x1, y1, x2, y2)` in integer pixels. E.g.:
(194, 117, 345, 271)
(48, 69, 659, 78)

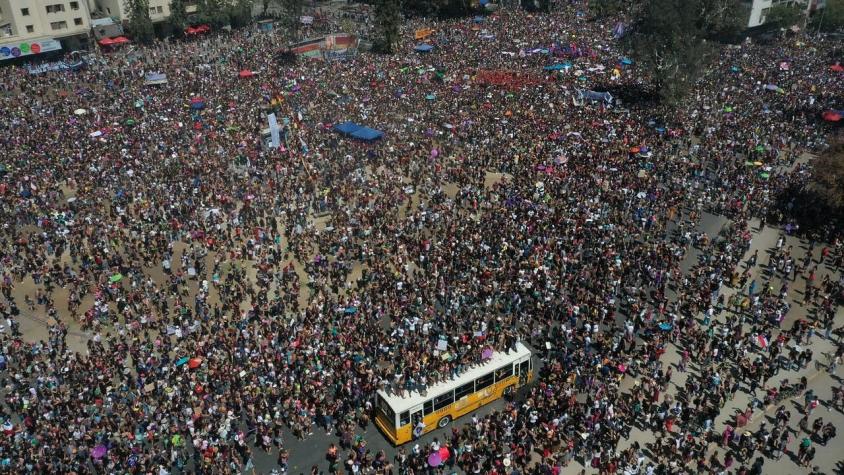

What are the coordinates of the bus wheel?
(503, 385, 515, 396)
(437, 416, 451, 428)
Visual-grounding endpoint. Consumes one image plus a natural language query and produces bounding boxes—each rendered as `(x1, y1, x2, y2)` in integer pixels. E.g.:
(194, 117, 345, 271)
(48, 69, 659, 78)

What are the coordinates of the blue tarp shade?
(414, 44, 434, 52)
(144, 72, 167, 85)
(473, 16, 485, 23)
(334, 122, 384, 141)
(579, 90, 613, 104)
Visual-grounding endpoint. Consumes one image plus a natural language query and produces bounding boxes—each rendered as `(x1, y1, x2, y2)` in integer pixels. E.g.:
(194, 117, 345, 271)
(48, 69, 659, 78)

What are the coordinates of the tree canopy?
(589, 0, 625, 18)
(168, 0, 188, 36)
(124, 0, 155, 44)
(374, 0, 401, 53)
(625, 0, 746, 105)
(811, 0, 844, 33)
(811, 143, 844, 211)
(765, 3, 805, 28)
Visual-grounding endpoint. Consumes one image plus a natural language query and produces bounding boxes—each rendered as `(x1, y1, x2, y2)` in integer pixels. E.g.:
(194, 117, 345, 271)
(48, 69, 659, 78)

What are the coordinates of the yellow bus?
(374, 342, 534, 445)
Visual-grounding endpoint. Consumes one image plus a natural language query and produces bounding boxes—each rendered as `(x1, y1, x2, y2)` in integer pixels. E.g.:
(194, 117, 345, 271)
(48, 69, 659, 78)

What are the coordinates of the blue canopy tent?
(414, 44, 434, 53)
(544, 62, 572, 71)
(334, 122, 384, 141)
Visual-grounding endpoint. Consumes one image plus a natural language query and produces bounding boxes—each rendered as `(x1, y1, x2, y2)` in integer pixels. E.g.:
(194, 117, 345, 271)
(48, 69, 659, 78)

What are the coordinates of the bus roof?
(376, 341, 532, 415)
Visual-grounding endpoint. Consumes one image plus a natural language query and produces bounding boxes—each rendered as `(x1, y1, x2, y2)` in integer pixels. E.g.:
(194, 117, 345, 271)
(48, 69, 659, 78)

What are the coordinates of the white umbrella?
(74, 108, 88, 116)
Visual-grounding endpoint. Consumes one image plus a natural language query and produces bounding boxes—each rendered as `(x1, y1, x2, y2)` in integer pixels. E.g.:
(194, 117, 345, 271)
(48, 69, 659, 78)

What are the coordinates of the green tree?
(374, 0, 401, 54)
(403, 0, 443, 16)
(281, 0, 304, 31)
(811, 0, 844, 33)
(697, 0, 748, 38)
(765, 3, 804, 27)
(626, 0, 744, 105)
(228, 0, 254, 27)
(810, 143, 844, 210)
(195, 0, 231, 28)
(124, 0, 154, 43)
(775, 138, 844, 231)
(168, 0, 188, 36)
(590, 0, 624, 17)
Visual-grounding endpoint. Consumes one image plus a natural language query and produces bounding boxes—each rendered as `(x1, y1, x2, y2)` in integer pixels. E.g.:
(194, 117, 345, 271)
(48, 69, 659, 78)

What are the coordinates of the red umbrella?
(238, 70, 255, 78)
(823, 111, 842, 122)
(188, 357, 202, 369)
(185, 26, 197, 34)
(831, 63, 844, 72)
(112, 36, 130, 45)
(98, 37, 115, 46)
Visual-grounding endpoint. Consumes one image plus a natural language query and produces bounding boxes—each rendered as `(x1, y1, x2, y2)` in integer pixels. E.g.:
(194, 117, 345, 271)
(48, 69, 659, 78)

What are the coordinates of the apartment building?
(746, 0, 825, 27)
(0, 0, 93, 58)
(92, 0, 171, 23)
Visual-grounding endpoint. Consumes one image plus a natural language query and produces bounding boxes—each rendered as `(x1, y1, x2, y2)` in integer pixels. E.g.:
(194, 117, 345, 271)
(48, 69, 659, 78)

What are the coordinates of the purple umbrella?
(92, 445, 107, 459)
(428, 452, 442, 467)
(481, 348, 494, 360)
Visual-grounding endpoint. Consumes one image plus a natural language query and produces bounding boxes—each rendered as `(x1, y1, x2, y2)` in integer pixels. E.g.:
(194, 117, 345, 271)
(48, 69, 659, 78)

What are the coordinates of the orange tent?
(414, 28, 434, 40)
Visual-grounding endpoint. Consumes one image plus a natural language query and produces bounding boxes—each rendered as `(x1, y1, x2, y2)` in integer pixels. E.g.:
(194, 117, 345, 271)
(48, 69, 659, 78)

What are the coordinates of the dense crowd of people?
(0, 1, 842, 474)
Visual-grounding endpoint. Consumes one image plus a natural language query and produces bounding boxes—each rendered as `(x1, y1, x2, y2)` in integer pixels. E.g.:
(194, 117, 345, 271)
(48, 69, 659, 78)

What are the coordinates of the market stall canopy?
(831, 63, 844, 72)
(822, 110, 842, 122)
(112, 36, 130, 44)
(414, 44, 434, 53)
(186, 24, 210, 35)
(334, 121, 384, 141)
(190, 97, 206, 110)
(98, 37, 114, 46)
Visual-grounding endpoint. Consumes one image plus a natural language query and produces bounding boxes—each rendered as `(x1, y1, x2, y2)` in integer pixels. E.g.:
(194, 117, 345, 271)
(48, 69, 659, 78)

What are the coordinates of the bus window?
(424, 400, 433, 415)
(495, 365, 513, 382)
(433, 391, 454, 410)
(399, 411, 411, 427)
(378, 394, 395, 421)
(519, 361, 529, 377)
(454, 381, 474, 400)
(475, 372, 494, 391)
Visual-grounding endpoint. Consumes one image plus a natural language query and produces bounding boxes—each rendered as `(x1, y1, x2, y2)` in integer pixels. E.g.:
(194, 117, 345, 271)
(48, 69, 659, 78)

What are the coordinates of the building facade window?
(70, 1, 79, 10)
(21, 8, 30, 16)
(26, 25, 34, 33)
(74, 17, 83, 25)
(50, 21, 67, 30)
(46, 4, 66, 14)
(157, 6, 164, 13)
